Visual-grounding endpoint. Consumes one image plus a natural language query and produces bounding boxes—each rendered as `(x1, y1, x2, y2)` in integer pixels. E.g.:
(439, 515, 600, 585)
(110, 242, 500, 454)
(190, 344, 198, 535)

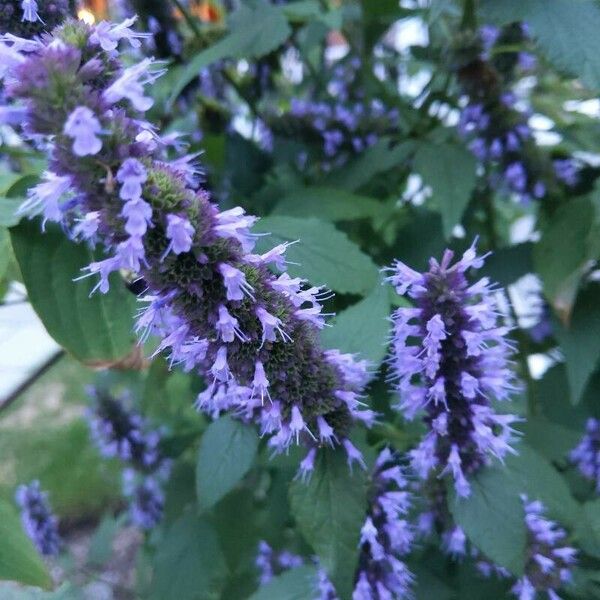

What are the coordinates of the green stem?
(170, 0, 202, 39)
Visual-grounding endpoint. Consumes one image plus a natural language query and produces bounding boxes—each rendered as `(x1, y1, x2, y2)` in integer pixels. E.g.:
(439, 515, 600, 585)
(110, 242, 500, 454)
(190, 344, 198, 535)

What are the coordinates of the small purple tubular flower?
(553, 159, 579, 187)
(21, 0, 39, 22)
(570, 418, 600, 491)
(512, 496, 577, 600)
(255, 541, 305, 586)
(85, 386, 165, 473)
(15, 481, 61, 556)
(64, 106, 102, 157)
(385, 243, 519, 497)
(2, 20, 372, 471)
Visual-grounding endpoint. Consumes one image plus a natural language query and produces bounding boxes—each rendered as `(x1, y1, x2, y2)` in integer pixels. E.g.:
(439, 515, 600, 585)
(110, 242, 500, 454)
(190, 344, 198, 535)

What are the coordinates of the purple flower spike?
(512, 496, 577, 600)
(570, 418, 600, 491)
(63, 106, 103, 157)
(385, 242, 519, 497)
(15, 481, 61, 557)
(2, 20, 372, 471)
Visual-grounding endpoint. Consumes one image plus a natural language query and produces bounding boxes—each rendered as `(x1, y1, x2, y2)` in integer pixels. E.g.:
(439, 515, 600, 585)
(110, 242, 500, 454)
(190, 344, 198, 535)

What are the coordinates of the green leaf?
(521, 417, 581, 463)
(450, 464, 527, 576)
(481, 0, 600, 90)
(554, 283, 600, 405)
(321, 283, 391, 366)
(273, 187, 382, 222)
(325, 140, 414, 191)
(169, 1, 290, 104)
(0, 498, 52, 589)
(0, 173, 41, 227)
(248, 566, 318, 600)
(289, 448, 367, 600)
(151, 513, 228, 600)
(254, 217, 379, 295)
(534, 197, 600, 320)
(196, 416, 258, 511)
(10, 220, 137, 363)
(480, 243, 534, 287)
(413, 142, 477, 239)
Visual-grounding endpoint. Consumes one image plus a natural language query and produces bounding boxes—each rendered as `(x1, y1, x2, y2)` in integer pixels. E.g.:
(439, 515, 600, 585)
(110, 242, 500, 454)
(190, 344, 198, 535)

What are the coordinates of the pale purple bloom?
(122, 198, 153, 237)
(21, 0, 39, 22)
(89, 16, 151, 52)
(553, 159, 579, 187)
(219, 263, 255, 301)
(386, 243, 519, 496)
(506, 162, 527, 193)
(570, 418, 600, 490)
(165, 214, 194, 254)
(116, 158, 147, 201)
(63, 106, 102, 157)
(15, 481, 61, 556)
(103, 58, 162, 111)
(18, 171, 71, 227)
(123, 472, 164, 530)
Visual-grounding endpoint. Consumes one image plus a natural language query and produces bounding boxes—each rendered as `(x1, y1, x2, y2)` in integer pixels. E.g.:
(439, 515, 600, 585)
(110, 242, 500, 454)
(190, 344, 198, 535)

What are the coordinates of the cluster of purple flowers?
(456, 24, 579, 203)
(86, 386, 169, 529)
(15, 481, 61, 557)
(256, 449, 414, 599)
(570, 418, 600, 491)
(385, 243, 519, 497)
(512, 496, 577, 600)
(1, 18, 372, 472)
(286, 97, 399, 170)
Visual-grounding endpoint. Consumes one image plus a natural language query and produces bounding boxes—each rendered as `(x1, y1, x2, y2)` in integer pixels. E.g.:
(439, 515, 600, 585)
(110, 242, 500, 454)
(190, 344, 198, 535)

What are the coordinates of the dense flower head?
(385, 243, 519, 497)
(122, 470, 165, 530)
(0, 0, 71, 38)
(570, 418, 600, 491)
(85, 386, 166, 472)
(512, 496, 577, 600)
(1, 18, 372, 470)
(15, 481, 61, 557)
(455, 23, 577, 203)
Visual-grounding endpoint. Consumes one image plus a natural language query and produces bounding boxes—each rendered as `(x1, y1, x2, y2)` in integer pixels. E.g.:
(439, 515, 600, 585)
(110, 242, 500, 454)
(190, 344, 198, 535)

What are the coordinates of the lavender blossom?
(85, 386, 165, 473)
(1, 19, 371, 470)
(512, 496, 577, 600)
(255, 541, 305, 585)
(385, 244, 519, 497)
(122, 470, 165, 530)
(570, 418, 600, 491)
(15, 481, 61, 557)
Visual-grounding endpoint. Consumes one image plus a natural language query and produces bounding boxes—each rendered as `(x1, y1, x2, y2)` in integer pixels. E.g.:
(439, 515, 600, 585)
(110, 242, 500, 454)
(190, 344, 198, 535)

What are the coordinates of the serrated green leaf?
(273, 187, 382, 222)
(481, 0, 600, 90)
(254, 216, 379, 295)
(0, 499, 52, 589)
(289, 448, 367, 600)
(151, 513, 228, 600)
(413, 142, 477, 239)
(248, 566, 318, 600)
(554, 283, 600, 405)
(534, 197, 599, 321)
(196, 416, 258, 510)
(321, 283, 390, 366)
(169, 1, 290, 104)
(10, 220, 137, 363)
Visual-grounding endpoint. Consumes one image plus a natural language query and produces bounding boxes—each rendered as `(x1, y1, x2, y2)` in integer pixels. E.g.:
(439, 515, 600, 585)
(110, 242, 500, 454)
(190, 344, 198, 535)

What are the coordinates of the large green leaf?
(272, 187, 382, 222)
(321, 283, 391, 367)
(533, 197, 600, 321)
(254, 216, 379, 295)
(289, 448, 367, 600)
(151, 513, 228, 600)
(169, 0, 291, 104)
(451, 444, 580, 575)
(247, 566, 318, 600)
(10, 220, 137, 363)
(554, 283, 600, 405)
(325, 140, 415, 191)
(0, 499, 52, 589)
(196, 416, 258, 511)
(413, 142, 477, 239)
(481, 0, 600, 90)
